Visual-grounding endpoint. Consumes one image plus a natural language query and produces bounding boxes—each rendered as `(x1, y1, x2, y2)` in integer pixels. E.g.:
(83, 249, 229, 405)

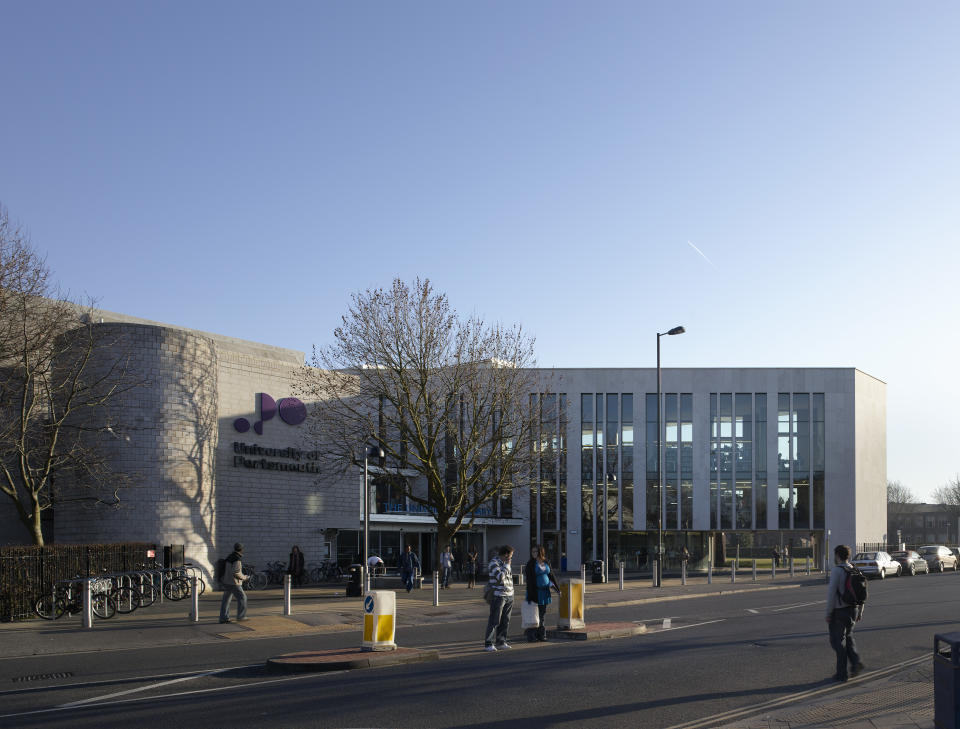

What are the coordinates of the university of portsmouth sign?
(231, 393, 318, 474)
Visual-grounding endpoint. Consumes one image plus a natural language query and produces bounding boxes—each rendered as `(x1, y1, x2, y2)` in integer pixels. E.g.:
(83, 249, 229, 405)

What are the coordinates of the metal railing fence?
(0, 543, 157, 622)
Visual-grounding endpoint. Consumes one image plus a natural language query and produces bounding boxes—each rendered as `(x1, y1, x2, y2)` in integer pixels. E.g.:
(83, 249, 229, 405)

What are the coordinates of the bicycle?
(242, 564, 268, 590)
(264, 560, 287, 586)
(34, 578, 117, 620)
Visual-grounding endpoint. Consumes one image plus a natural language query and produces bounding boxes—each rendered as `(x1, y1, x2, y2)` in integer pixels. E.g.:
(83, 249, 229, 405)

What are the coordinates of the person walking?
(440, 545, 455, 588)
(219, 542, 250, 624)
(466, 546, 479, 588)
(825, 544, 865, 682)
(523, 544, 562, 642)
(399, 544, 421, 593)
(287, 545, 305, 586)
(483, 545, 515, 652)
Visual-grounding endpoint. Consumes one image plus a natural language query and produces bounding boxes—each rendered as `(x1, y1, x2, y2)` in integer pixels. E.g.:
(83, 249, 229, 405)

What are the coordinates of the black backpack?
(215, 557, 227, 582)
(839, 565, 868, 605)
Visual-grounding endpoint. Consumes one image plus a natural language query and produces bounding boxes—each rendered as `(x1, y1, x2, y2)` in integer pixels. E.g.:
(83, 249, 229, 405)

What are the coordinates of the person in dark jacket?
(523, 544, 562, 642)
(398, 544, 421, 593)
(288, 545, 305, 586)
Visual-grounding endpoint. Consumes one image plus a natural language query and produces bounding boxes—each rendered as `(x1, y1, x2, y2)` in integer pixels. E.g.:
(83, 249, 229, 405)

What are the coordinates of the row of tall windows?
(580, 393, 633, 559)
(708, 393, 768, 530)
(530, 394, 568, 545)
(646, 394, 693, 530)
(708, 393, 823, 530)
(777, 393, 825, 529)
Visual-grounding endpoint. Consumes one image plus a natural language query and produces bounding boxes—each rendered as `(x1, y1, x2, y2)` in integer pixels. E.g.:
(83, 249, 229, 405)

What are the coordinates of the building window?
(813, 393, 825, 528)
(581, 394, 595, 560)
(646, 393, 659, 530)
(778, 393, 791, 529)
(680, 393, 693, 530)
(756, 393, 767, 529)
(621, 393, 634, 529)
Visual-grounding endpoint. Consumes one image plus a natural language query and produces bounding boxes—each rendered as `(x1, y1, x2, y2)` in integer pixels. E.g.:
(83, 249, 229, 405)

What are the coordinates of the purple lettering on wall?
(234, 393, 306, 433)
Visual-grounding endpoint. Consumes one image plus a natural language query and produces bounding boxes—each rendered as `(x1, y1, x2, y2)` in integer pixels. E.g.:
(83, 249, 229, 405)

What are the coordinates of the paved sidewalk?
(716, 660, 934, 728)
(0, 573, 941, 728)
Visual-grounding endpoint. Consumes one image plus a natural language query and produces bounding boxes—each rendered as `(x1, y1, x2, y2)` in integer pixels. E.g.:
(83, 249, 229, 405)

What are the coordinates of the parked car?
(889, 550, 930, 576)
(917, 545, 958, 572)
(851, 551, 901, 579)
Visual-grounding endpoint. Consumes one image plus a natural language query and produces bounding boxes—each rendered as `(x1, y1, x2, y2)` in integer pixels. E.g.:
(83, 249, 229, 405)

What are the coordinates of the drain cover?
(11, 671, 73, 683)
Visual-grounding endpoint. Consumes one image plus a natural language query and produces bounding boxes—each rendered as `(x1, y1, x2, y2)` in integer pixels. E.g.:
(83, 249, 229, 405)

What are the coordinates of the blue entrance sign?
(364, 595, 374, 613)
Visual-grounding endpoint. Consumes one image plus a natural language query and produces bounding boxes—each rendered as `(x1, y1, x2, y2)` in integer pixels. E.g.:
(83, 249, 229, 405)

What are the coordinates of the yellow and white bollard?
(362, 590, 396, 651)
(557, 578, 585, 630)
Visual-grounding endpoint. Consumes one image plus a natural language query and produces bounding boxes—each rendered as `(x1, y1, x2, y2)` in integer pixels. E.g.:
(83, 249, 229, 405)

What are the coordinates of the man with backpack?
(825, 544, 866, 682)
(219, 542, 250, 624)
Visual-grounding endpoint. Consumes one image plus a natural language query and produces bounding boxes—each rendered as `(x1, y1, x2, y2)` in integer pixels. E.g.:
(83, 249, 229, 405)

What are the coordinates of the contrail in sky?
(687, 240, 715, 266)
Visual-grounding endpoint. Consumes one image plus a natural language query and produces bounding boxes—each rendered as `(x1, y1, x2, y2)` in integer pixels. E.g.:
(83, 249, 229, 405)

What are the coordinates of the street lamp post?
(657, 325, 685, 588)
(603, 472, 616, 583)
(363, 444, 385, 595)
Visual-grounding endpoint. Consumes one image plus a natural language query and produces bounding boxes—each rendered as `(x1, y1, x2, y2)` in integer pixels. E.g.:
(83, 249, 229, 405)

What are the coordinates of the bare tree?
(931, 475, 960, 543)
(296, 278, 548, 571)
(886, 479, 918, 544)
(931, 476, 960, 509)
(887, 480, 916, 513)
(0, 204, 143, 545)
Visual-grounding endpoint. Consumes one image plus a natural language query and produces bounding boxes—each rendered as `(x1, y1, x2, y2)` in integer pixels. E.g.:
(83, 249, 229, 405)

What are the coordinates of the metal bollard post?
(772, 561, 776, 580)
(283, 574, 292, 616)
(707, 560, 713, 585)
(806, 556, 811, 575)
(190, 575, 199, 622)
(752, 560, 757, 582)
(581, 564, 587, 595)
(619, 561, 625, 590)
(652, 560, 658, 587)
(731, 563, 736, 583)
(681, 561, 687, 586)
(82, 579, 93, 630)
(790, 557, 795, 578)
(433, 571, 440, 606)
(518, 570, 525, 585)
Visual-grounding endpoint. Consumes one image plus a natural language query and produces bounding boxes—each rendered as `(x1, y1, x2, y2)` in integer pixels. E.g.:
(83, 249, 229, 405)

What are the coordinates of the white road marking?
(0, 671, 343, 720)
(771, 600, 823, 612)
(746, 608, 760, 614)
(57, 667, 234, 708)
(0, 664, 261, 697)
(662, 618, 672, 629)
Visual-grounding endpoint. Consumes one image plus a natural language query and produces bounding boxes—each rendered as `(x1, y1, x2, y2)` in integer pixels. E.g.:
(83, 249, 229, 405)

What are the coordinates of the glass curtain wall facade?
(581, 393, 633, 560)
(530, 394, 567, 551)
(774, 393, 826, 530)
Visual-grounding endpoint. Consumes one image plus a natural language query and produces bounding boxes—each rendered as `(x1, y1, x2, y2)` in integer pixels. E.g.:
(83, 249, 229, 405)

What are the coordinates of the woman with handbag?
(523, 544, 562, 642)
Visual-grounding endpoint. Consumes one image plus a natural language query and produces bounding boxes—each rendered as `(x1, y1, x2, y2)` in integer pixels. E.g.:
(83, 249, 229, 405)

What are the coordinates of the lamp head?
(667, 326, 685, 336)
(367, 445, 385, 458)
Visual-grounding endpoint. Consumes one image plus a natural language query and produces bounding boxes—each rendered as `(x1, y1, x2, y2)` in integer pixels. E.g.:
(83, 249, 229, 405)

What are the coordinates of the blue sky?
(2, 2, 958, 500)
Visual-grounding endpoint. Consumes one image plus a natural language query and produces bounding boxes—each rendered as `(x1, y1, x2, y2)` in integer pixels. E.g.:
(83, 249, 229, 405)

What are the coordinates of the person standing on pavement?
(523, 544, 562, 642)
(399, 544, 421, 593)
(287, 545, 305, 586)
(825, 544, 865, 682)
(440, 545, 455, 588)
(466, 546, 479, 588)
(483, 545, 515, 651)
(219, 542, 250, 624)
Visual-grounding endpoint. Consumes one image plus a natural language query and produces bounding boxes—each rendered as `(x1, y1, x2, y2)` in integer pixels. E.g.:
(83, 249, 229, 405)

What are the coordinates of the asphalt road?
(1, 572, 957, 728)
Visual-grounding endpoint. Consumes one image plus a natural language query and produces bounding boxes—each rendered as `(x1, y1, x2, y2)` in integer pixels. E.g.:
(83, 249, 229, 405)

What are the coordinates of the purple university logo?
(234, 393, 306, 435)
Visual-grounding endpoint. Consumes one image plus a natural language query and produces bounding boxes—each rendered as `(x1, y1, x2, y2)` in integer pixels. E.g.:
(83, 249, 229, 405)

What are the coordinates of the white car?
(851, 551, 901, 579)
